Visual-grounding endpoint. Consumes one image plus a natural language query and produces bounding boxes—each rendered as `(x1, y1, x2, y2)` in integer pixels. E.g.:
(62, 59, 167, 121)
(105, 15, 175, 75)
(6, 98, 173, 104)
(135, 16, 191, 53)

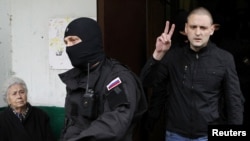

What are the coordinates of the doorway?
(146, 1, 250, 141)
(97, 0, 250, 141)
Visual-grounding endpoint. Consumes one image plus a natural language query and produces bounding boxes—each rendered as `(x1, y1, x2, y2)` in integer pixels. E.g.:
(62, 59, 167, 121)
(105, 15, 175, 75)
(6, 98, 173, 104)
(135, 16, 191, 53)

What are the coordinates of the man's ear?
(213, 24, 220, 31)
(184, 23, 188, 34)
(210, 24, 218, 35)
(179, 31, 186, 36)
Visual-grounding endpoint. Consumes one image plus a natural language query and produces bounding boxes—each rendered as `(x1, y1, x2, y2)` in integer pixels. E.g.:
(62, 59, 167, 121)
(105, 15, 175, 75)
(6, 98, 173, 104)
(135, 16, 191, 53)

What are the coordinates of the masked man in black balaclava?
(64, 17, 105, 70)
(59, 17, 147, 141)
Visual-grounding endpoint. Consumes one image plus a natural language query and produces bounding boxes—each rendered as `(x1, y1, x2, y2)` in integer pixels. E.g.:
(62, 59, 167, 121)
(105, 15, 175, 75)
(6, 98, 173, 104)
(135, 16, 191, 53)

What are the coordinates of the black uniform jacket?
(0, 104, 55, 141)
(59, 58, 147, 141)
(141, 41, 244, 138)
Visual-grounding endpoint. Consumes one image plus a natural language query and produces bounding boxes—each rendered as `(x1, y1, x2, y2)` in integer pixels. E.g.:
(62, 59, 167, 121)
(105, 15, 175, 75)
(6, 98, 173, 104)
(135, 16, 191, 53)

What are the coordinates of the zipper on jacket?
(189, 53, 199, 137)
(182, 65, 188, 84)
(196, 54, 199, 59)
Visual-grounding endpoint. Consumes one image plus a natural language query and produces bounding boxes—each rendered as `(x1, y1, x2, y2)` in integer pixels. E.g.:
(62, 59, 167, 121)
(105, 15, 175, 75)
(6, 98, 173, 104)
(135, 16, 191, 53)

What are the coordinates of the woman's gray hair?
(2, 76, 28, 103)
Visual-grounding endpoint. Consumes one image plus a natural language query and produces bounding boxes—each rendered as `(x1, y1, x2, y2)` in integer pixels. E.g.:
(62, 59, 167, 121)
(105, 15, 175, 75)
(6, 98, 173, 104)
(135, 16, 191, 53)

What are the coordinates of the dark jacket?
(59, 58, 147, 141)
(0, 104, 55, 141)
(140, 41, 244, 138)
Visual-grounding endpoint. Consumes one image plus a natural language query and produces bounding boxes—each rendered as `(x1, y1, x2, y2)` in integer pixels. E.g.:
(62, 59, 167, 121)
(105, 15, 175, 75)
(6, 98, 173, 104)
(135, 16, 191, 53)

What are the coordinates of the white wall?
(0, 0, 96, 107)
(0, 0, 12, 105)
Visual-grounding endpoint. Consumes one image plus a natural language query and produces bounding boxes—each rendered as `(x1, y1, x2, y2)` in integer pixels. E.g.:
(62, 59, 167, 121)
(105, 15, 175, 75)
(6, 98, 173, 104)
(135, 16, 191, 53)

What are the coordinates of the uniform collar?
(59, 59, 104, 90)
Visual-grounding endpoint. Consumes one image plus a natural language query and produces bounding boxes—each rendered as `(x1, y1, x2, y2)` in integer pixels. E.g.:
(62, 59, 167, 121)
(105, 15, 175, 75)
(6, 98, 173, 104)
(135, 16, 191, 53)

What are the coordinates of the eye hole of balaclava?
(64, 17, 105, 70)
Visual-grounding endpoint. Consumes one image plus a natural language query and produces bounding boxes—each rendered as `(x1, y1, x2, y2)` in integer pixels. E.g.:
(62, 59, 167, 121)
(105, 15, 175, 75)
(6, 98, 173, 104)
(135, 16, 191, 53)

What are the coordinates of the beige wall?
(0, 0, 96, 107)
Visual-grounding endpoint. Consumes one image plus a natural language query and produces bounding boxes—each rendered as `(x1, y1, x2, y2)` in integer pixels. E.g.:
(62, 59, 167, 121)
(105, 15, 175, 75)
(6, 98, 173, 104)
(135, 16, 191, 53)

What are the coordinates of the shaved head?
(187, 7, 213, 25)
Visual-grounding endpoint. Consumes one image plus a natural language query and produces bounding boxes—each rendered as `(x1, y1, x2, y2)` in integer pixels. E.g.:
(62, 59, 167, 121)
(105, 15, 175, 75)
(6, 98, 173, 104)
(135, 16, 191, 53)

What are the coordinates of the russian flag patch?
(107, 77, 122, 91)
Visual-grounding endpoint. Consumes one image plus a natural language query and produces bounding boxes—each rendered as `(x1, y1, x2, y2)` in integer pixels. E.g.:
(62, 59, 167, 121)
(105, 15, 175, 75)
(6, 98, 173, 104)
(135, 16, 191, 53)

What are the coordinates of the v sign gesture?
(153, 21, 175, 60)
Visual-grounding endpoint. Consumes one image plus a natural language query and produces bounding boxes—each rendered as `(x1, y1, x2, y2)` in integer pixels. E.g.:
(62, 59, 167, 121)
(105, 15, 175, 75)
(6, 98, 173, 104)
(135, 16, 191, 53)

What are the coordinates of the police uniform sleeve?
(67, 72, 140, 141)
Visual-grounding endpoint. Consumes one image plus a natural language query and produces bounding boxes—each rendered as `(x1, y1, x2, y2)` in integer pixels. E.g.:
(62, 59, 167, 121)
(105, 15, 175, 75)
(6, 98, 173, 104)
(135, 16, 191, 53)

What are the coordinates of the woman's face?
(7, 84, 27, 110)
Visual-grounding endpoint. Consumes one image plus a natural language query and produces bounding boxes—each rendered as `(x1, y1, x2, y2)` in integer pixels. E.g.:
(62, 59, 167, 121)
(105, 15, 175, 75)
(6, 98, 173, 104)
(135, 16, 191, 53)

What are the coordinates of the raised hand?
(153, 21, 175, 60)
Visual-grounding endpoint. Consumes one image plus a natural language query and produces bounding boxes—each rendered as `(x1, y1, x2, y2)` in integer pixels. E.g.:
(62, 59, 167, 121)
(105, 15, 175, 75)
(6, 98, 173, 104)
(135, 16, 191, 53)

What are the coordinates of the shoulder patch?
(107, 77, 122, 91)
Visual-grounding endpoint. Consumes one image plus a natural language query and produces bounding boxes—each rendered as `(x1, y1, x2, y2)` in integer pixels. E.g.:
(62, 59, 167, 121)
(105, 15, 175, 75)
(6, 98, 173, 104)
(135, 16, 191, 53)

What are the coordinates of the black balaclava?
(64, 17, 105, 70)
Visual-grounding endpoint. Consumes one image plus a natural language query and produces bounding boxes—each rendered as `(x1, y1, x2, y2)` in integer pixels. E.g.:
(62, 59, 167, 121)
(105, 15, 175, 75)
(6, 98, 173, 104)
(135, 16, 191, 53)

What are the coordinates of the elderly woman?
(0, 76, 55, 141)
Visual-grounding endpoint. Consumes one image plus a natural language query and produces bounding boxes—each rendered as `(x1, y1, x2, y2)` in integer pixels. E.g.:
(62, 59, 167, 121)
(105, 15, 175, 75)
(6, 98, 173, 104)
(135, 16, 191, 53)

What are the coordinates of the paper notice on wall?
(48, 17, 73, 70)
(48, 17, 96, 70)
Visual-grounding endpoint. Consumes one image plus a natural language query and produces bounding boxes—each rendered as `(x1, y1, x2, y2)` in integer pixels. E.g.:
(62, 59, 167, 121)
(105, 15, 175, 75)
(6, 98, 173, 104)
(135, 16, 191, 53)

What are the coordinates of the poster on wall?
(48, 17, 73, 70)
(48, 17, 96, 70)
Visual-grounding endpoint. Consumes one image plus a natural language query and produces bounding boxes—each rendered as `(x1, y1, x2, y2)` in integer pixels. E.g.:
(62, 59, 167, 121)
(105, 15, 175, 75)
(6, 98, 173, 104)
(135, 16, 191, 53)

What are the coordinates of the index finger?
(168, 23, 175, 37)
(163, 21, 175, 36)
